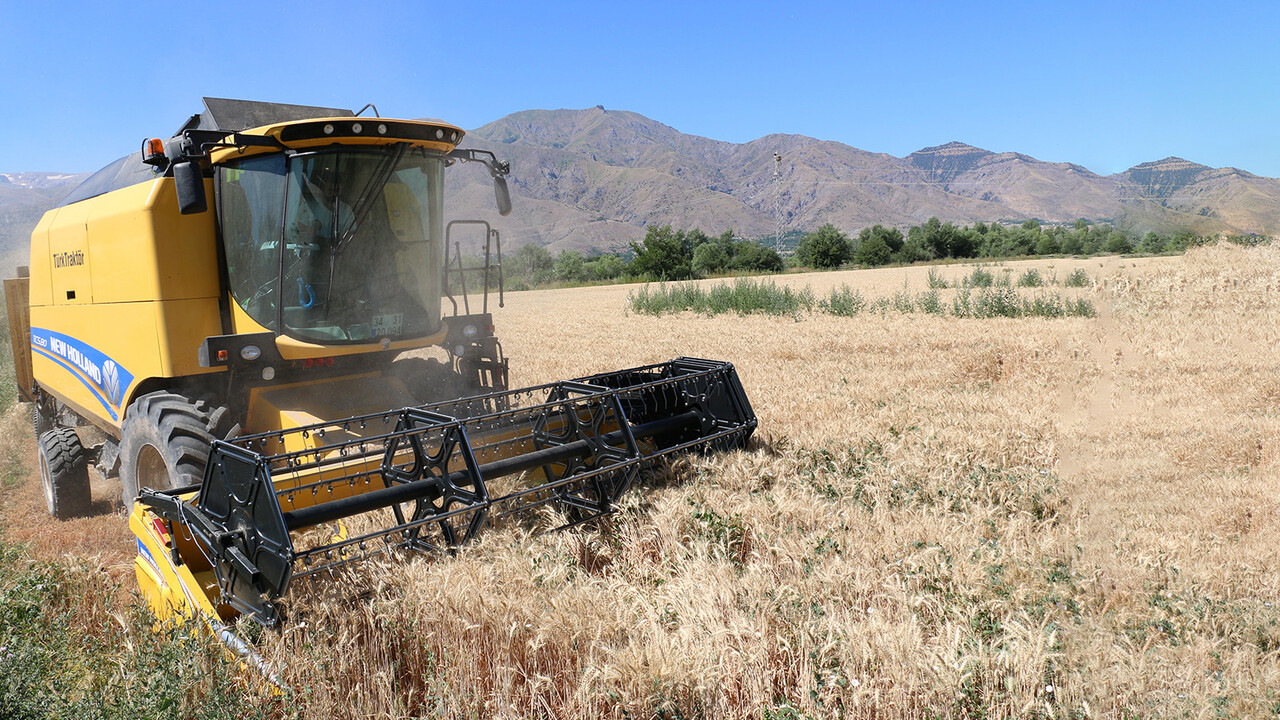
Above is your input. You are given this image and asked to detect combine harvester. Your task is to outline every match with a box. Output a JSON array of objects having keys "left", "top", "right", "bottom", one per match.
[{"left": 4, "top": 99, "right": 756, "bottom": 634}]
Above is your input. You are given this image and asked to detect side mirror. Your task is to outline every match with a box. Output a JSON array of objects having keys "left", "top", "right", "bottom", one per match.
[
  {"left": 173, "top": 161, "right": 207, "bottom": 215},
  {"left": 494, "top": 176, "right": 512, "bottom": 217}
]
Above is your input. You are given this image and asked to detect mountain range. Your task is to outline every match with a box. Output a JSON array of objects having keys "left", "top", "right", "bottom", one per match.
[{"left": 3, "top": 107, "right": 1278, "bottom": 269}]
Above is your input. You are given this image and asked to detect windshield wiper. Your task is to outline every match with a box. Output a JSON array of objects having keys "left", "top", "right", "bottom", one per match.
[{"left": 334, "top": 143, "right": 406, "bottom": 253}]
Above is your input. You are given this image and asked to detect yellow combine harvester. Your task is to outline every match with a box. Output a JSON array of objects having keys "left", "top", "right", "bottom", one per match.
[{"left": 5, "top": 98, "right": 755, "bottom": 631}]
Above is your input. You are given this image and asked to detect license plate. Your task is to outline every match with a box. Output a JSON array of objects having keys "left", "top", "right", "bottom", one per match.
[{"left": 372, "top": 313, "right": 403, "bottom": 337}]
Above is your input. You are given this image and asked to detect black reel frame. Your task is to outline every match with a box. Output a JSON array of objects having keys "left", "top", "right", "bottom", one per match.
[{"left": 139, "top": 357, "right": 756, "bottom": 626}]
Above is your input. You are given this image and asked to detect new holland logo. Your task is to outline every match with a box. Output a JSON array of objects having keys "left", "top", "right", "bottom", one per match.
[
  {"left": 103, "top": 360, "right": 121, "bottom": 406},
  {"left": 29, "top": 328, "right": 135, "bottom": 421}
]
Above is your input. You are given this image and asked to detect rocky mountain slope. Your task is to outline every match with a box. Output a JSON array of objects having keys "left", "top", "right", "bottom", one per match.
[
  {"left": 0, "top": 172, "right": 87, "bottom": 271},
  {"left": 4, "top": 108, "right": 1277, "bottom": 268},
  {"left": 444, "top": 107, "right": 1280, "bottom": 251}
]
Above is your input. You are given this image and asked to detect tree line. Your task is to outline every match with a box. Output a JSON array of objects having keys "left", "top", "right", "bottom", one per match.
[
  {"left": 506, "top": 228, "right": 783, "bottom": 287},
  {"left": 794, "top": 218, "right": 1235, "bottom": 269},
  {"left": 503, "top": 218, "right": 1267, "bottom": 287}
]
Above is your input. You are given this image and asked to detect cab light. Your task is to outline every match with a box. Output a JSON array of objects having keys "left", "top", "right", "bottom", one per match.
[
  {"left": 378, "top": 124, "right": 388, "bottom": 135},
  {"left": 142, "top": 138, "right": 168, "bottom": 167},
  {"left": 240, "top": 345, "right": 261, "bottom": 361},
  {"left": 323, "top": 124, "right": 335, "bottom": 135},
  {"left": 352, "top": 122, "right": 363, "bottom": 134},
  {"left": 262, "top": 366, "right": 276, "bottom": 380}
]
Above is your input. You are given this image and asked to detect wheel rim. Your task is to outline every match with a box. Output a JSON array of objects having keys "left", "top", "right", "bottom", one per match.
[
  {"left": 135, "top": 445, "right": 171, "bottom": 492},
  {"left": 39, "top": 450, "right": 55, "bottom": 513}
]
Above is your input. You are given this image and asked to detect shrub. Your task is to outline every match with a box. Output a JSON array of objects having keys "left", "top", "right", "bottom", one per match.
[
  {"left": 1063, "top": 269, "right": 1090, "bottom": 288},
  {"left": 916, "top": 289, "right": 945, "bottom": 315},
  {"left": 963, "top": 267, "right": 995, "bottom": 288},
  {"left": 629, "top": 279, "right": 814, "bottom": 317},
  {"left": 927, "top": 268, "right": 949, "bottom": 289},
  {"left": 1017, "top": 269, "right": 1044, "bottom": 287},
  {"left": 821, "top": 286, "right": 866, "bottom": 316}
]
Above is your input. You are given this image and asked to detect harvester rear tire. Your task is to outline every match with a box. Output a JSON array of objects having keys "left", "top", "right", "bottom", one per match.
[
  {"left": 119, "top": 392, "right": 235, "bottom": 504},
  {"left": 38, "top": 427, "right": 91, "bottom": 519}
]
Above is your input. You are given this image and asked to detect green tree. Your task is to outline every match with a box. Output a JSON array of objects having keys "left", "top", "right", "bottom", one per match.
[
  {"left": 894, "top": 234, "right": 934, "bottom": 263},
  {"left": 1103, "top": 232, "right": 1134, "bottom": 254},
  {"left": 585, "top": 254, "right": 627, "bottom": 281},
  {"left": 554, "top": 250, "right": 587, "bottom": 282},
  {"left": 731, "top": 241, "right": 784, "bottom": 273},
  {"left": 692, "top": 242, "right": 731, "bottom": 277},
  {"left": 1061, "top": 229, "right": 1085, "bottom": 254},
  {"left": 1138, "top": 232, "right": 1166, "bottom": 253},
  {"left": 853, "top": 235, "right": 892, "bottom": 266},
  {"left": 1034, "top": 233, "right": 1061, "bottom": 255},
  {"left": 512, "top": 243, "right": 554, "bottom": 284},
  {"left": 630, "top": 225, "right": 693, "bottom": 279},
  {"left": 858, "top": 224, "right": 904, "bottom": 254},
  {"left": 795, "top": 224, "right": 852, "bottom": 268},
  {"left": 685, "top": 228, "right": 711, "bottom": 249}
]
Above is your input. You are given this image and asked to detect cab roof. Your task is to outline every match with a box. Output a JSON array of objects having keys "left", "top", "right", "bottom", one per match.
[{"left": 61, "top": 98, "right": 411, "bottom": 208}]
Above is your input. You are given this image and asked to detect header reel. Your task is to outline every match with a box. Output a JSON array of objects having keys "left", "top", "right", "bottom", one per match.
[{"left": 139, "top": 358, "right": 756, "bottom": 626}]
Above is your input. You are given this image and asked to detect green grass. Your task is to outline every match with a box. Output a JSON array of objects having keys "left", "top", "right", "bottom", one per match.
[
  {"left": 630, "top": 280, "right": 1095, "bottom": 320},
  {"left": 952, "top": 287, "right": 1096, "bottom": 318},
  {"left": 0, "top": 539, "right": 281, "bottom": 719},
  {"left": 819, "top": 286, "right": 866, "bottom": 316},
  {"left": 1062, "top": 268, "right": 1091, "bottom": 288},
  {"left": 1017, "top": 269, "right": 1045, "bottom": 287},
  {"left": 0, "top": 286, "right": 15, "bottom": 414},
  {"left": 628, "top": 279, "right": 815, "bottom": 317},
  {"left": 962, "top": 267, "right": 995, "bottom": 288}
]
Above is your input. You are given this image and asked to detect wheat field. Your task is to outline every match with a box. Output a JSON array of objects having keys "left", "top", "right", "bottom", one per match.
[{"left": 3, "top": 246, "right": 1278, "bottom": 718}]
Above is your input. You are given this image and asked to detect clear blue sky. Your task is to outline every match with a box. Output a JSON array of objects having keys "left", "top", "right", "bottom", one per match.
[{"left": 2, "top": 0, "right": 1275, "bottom": 177}]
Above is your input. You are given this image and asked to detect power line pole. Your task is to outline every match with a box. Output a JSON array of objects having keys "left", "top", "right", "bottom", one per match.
[{"left": 772, "top": 152, "right": 783, "bottom": 251}]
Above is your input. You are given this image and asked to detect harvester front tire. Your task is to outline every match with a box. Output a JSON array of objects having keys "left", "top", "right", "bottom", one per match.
[
  {"left": 38, "top": 427, "right": 91, "bottom": 519},
  {"left": 119, "top": 392, "right": 234, "bottom": 504},
  {"left": 32, "top": 398, "right": 56, "bottom": 438},
  {"left": 390, "top": 357, "right": 470, "bottom": 404}
]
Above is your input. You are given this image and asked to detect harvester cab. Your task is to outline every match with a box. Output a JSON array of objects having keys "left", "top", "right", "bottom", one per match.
[{"left": 5, "top": 98, "right": 757, "bottom": 638}]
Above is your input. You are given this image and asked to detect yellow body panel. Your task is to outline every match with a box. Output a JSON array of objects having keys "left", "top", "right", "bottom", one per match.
[
  {"left": 27, "top": 213, "right": 54, "bottom": 306},
  {"left": 87, "top": 178, "right": 221, "bottom": 303},
  {"left": 45, "top": 201, "right": 95, "bottom": 305},
  {"left": 28, "top": 175, "right": 225, "bottom": 429},
  {"left": 228, "top": 300, "right": 448, "bottom": 360},
  {"left": 30, "top": 299, "right": 222, "bottom": 430},
  {"left": 244, "top": 373, "right": 416, "bottom": 438},
  {"left": 208, "top": 116, "right": 464, "bottom": 165},
  {"left": 130, "top": 501, "right": 225, "bottom": 624}
]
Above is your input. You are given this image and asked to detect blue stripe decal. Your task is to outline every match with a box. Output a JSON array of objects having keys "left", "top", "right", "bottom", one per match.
[{"left": 30, "top": 327, "right": 135, "bottom": 421}]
